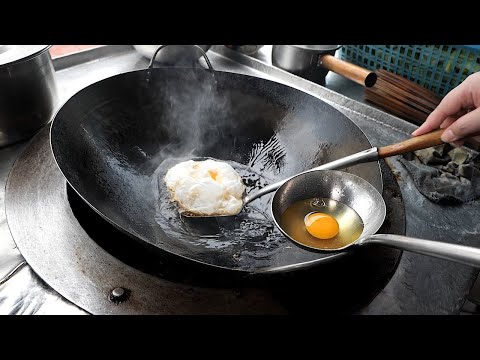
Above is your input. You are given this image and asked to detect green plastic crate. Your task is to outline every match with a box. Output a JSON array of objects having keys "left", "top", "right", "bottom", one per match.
[{"left": 339, "top": 45, "right": 480, "bottom": 97}]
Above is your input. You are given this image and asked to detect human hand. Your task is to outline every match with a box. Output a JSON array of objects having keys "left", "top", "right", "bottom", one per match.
[{"left": 412, "top": 72, "right": 480, "bottom": 146}]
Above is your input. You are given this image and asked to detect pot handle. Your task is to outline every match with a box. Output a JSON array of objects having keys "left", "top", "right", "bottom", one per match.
[
  {"left": 318, "top": 54, "right": 377, "bottom": 87},
  {"left": 148, "top": 45, "right": 214, "bottom": 71}
]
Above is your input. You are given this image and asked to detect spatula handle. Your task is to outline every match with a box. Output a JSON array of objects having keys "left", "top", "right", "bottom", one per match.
[{"left": 377, "top": 129, "right": 445, "bottom": 158}]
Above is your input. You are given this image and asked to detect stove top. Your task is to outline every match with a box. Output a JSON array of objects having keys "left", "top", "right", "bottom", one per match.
[
  {"left": 1, "top": 45, "right": 479, "bottom": 314},
  {"left": 5, "top": 127, "right": 404, "bottom": 314}
]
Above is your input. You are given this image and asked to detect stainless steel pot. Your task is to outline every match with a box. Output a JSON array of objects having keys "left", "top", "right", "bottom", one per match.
[
  {"left": 0, "top": 45, "right": 58, "bottom": 147},
  {"left": 272, "top": 45, "right": 376, "bottom": 87},
  {"left": 272, "top": 45, "right": 340, "bottom": 85}
]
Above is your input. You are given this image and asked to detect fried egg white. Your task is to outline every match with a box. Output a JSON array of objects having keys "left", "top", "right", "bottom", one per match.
[{"left": 164, "top": 159, "right": 246, "bottom": 216}]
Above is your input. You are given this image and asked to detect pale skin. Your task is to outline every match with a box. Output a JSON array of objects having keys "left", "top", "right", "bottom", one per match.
[{"left": 412, "top": 72, "right": 480, "bottom": 146}]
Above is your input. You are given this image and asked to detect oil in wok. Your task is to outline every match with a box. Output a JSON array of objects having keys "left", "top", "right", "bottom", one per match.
[{"left": 280, "top": 197, "right": 364, "bottom": 250}]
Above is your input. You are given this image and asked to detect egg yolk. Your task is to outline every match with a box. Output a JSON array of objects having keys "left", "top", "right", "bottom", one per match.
[
  {"left": 304, "top": 212, "right": 339, "bottom": 239},
  {"left": 208, "top": 170, "right": 218, "bottom": 181}
]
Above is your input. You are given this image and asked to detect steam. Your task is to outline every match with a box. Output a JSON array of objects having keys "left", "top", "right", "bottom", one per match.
[{"left": 148, "top": 69, "right": 233, "bottom": 168}]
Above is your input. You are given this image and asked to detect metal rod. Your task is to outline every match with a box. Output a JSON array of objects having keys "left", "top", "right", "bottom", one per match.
[
  {"left": 361, "top": 234, "right": 480, "bottom": 268},
  {"left": 244, "top": 147, "right": 379, "bottom": 204}
]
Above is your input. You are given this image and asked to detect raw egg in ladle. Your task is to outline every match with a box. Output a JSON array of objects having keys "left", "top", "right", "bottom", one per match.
[{"left": 304, "top": 212, "right": 339, "bottom": 239}]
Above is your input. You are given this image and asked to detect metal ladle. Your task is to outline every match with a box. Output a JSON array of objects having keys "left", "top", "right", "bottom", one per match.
[
  {"left": 271, "top": 169, "right": 480, "bottom": 268},
  {"left": 185, "top": 128, "right": 445, "bottom": 217}
]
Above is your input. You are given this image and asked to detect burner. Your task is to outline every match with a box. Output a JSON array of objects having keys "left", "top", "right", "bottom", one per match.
[{"left": 6, "top": 128, "right": 405, "bottom": 314}]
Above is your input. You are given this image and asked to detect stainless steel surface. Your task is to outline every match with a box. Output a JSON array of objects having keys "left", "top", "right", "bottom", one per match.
[
  {"left": 0, "top": 138, "right": 84, "bottom": 315},
  {"left": 271, "top": 45, "right": 341, "bottom": 85},
  {"left": 294, "top": 45, "right": 343, "bottom": 51},
  {"left": 0, "top": 261, "right": 26, "bottom": 286},
  {"left": 0, "top": 45, "right": 49, "bottom": 66},
  {"left": 225, "top": 45, "right": 264, "bottom": 55},
  {"left": 133, "top": 45, "right": 211, "bottom": 64},
  {"left": 245, "top": 147, "right": 380, "bottom": 205},
  {"left": 0, "top": 45, "right": 58, "bottom": 146},
  {"left": 361, "top": 234, "right": 480, "bottom": 268},
  {"left": 0, "top": 45, "right": 479, "bottom": 314}
]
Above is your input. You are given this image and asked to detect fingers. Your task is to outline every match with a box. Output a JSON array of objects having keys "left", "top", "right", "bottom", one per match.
[
  {"left": 472, "top": 135, "right": 480, "bottom": 143},
  {"left": 412, "top": 79, "right": 475, "bottom": 136},
  {"left": 411, "top": 108, "right": 447, "bottom": 136},
  {"left": 441, "top": 107, "right": 480, "bottom": 142},
  {"left": 451, "top": 140, "right": 465, "bottom": 147},
  {"left": 439, "top": 116, "right": 458, "bottom": 129}
]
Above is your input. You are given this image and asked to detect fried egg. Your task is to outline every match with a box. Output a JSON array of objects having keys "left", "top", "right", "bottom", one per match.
[{"left": 164, "top": 159, "right": 246, "bottom": 216}]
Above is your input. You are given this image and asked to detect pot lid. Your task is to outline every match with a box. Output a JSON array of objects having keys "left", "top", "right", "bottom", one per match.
[
  {"left": 0, "top": 45, "right": 50, "bottom": 67},
  {"left": 293, "top": 45, "right": 342, "bottom": 51}
]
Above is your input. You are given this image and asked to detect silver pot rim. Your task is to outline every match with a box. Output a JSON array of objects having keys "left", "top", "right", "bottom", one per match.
[
  {"left": 0, "top": 45, "right": 52, "bottom": 67},
  {"left": 288, "top": 45, "right": 342, "bottom": 52}
]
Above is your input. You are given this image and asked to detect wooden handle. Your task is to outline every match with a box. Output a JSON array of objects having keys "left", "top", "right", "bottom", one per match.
[
  {"left": 377, "top": 129, "right": 445, "bottom": 158},
  {"left": 319, "top": 54, "right": 377, "bottom": 87}
]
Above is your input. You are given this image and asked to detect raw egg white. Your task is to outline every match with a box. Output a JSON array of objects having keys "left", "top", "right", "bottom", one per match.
[
  {"left": 164, "top": 159, "right": 246, "bottom": 216},
  {"left": 280, "top": 197, "right": 364, "bottom": 250}
]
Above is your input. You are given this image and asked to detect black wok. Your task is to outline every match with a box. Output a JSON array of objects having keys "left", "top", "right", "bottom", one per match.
[{"left": 50, "top": 48, "right": 383, "bottom": 273}]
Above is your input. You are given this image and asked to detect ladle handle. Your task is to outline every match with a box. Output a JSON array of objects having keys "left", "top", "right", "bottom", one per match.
[
  {"left": 244, "top": 129, "right": 444, "bottom": 205},
  {"left": 361, "top": 234, "right": 480, "bottom": 268},
  {"left": 377, "top": 129, "right": 445, "bottom": 158},
  {"left": 319, "top": 54, "right": 377, "bottom": 88},
  {"left": 243, "top": 147, "right": 380, "bottom": 204}
]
